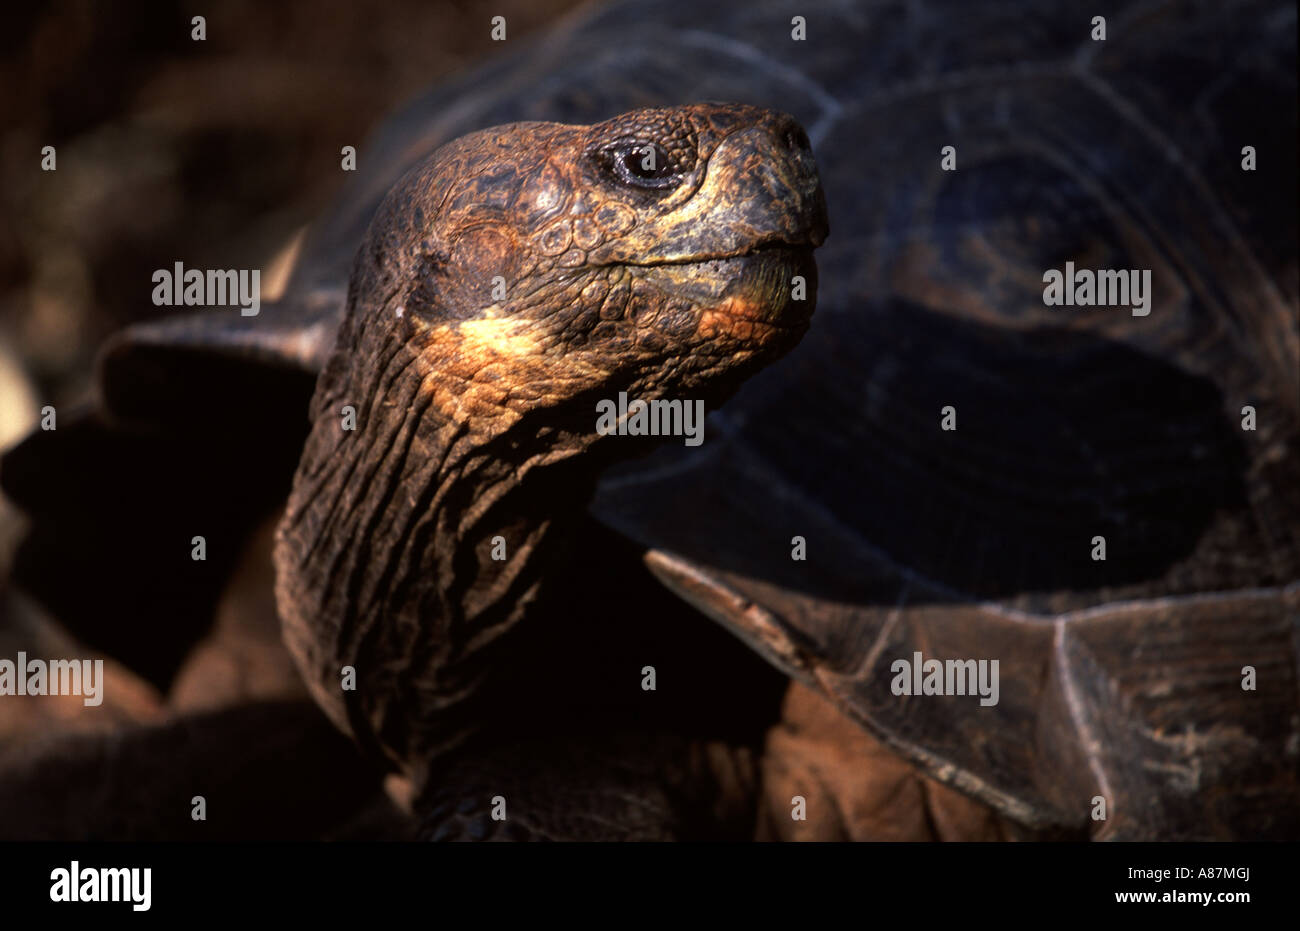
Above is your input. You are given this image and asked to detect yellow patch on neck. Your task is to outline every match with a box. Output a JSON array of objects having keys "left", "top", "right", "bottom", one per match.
[
  {"left": 416, "top": 313, "right": 611, "bottom": 416},
  {"left": 451, "top": 316, "right": 542, "bottom": 358}
]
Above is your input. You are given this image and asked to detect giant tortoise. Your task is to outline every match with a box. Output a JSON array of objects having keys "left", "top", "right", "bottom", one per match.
[{"left": 1, "top": 0, "right": 1296, "bottom": 841}]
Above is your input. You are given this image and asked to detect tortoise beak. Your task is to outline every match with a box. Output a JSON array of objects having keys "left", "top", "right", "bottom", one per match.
[
  {"left": 610, "top": 112, "right": 829, "bottom": 264},
  {"left": 726, "top": 112, "right": 829, "bottom": 249},
  {"left": 689, "top": 114, "right": 828, "bottom": 252}
]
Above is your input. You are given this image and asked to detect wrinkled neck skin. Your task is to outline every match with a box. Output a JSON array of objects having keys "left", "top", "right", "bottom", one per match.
[
  {"left": 274, "top": 295, "right": 622, "bottom": 775},
  {"left": 272, "top": 105, "right": 824, "bottom": 781}
]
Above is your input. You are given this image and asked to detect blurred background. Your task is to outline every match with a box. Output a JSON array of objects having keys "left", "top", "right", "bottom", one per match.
[{"left": 0, "top": 0, "right": 582, "bottom": 447}]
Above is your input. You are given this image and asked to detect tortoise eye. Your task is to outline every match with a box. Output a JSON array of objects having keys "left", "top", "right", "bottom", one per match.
[{"left": 602, "top": 142, "right": 682, "bottom": 190}]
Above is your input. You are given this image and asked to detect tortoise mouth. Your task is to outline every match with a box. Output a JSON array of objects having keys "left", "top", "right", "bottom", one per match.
[
  {"left": 617, "top": 237, "right": 818, "bottom": 269},
  {"left": 683, "top": 244, "right": 818, "bottom": 332},
  {"left": 612, "top": 240, "right": 818, "bottom": 338}
]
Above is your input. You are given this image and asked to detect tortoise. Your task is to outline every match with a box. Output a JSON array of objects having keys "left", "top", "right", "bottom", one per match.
[{"left": 1, "top": 0, "right": 1297, "bottom": 841}]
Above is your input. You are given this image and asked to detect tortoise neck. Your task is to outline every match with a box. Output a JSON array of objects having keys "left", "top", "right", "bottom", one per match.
[{"left": 273, "top": 317, "right": 606, "bottom": 771}]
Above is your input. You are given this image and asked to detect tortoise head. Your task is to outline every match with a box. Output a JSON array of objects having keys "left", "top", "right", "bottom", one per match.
[
  {"left": 345, "top": 103, "right": 828, "bottom": 415},
  {"left": 277, "top": 104, "right": 826, "bottom": 769}
]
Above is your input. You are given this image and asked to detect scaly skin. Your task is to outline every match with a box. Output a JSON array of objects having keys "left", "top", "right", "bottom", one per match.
[{"left": 273, "top": 104, "right": 827, "bottom": 781}]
